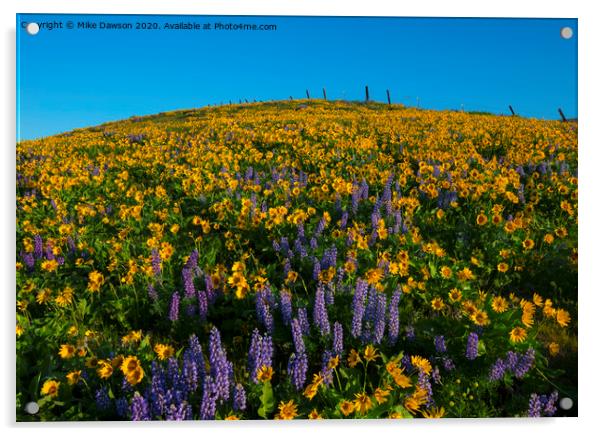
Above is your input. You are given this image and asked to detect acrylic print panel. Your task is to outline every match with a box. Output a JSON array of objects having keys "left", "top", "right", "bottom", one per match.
[{"left": 16, "top": 14, "right": 577, "bottom": 421}]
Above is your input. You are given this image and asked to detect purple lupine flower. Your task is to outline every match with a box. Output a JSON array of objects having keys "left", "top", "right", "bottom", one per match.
[
  {"left": 297, "top": 222, "right": 306, "bottom": 240},
  {"left": 333, "top": 321, "right": 344, "bottom": 355},
  {"left": 442, "top": 357, "right": 455, "bottom": 372},
  {"left": 543, "top": 391, "right": 559, "bottom": 416},
  {"left": 418, "top": 370, "right": 434, "bottom": 407},
  {"left": 336, "top": 267, "right": 346, "bottom": 289},
  {"left": 514, "top": 348, "right": 535, "bottom": 378},
  {"left": 431, "top": 366, "right": 442, "bottom": 385},
  {"left": 182, "top": 267, "right": 195, "bottom": 300},
  {"left": 371, "top": 211, "right": 381, "bottom": 230},
  {"left": 197, "top": 289, "right": 208, "bottom": 320},
  {"left": 248, "top": 329, "right": 262, "bottom": 383},
  {"left": 233, "top": 384, "right": 247, "bottom": 411},
  {"left": 320, "top": 351, "right": 335, "bottom": 386},
  {"left": 387, "top": 289, "right": 401, "bottom": 345},
  {"left": 528, "top": 393, "right": 542, "bottom": 417},
  {"left": 434, "top": 335, "right": 447, "bottom": 354},
  {"left": 149, "top": 361, "right": 167, "bottom": 417},
  {"left": 248, "top": 329, "right": 273, "bottom": 382},
  {"left": 291, "top": 318, "right": 305, "bottom": 354},
  {"left": 401, "top": 354, "right": 412, "bottom": 372},
  {"left": 22, "top": 252, "right": 35, "bottom": 270},
  {"left": 272, "top": 240, "right": 281, "bottom": 253},
  {"left": 405, "top": 325, "right": 416, "bottom": 341},
  {"left": 202, "top": 273, "right": 214, "bottom": 305},
  {"left": 279, "top": 237, "right": 290, "bottom": 255},
  {"left": 287, "top": 352, "right": 308, "bottom": 390},
  {"left": 315, "top": 218, "right": 326, "bottom": 237},
  {"left": 505, "top": 351, "right": 519, "bottom": 372},
  {"left": 255, "top": 287, "right": 274, "bottom": 334},
  {"left": 325, "top": 284, "right": 335, "bottom": 306},
  {"left": 363, "top": 286, "right": 377, "bottom": 332},
  {"left": 169, "top": 292, "right": 180, "bottom": 322},
  {"left": 321, "top": 245, "right": 337, "bottom": 270},
  {"left": 280, "top": 289, "right": 293, "bottom": 327},
  {"left": 34, "top": 235, "right": 43, "bottom": 259},
  {"left": 166, "top": 402, "right": 190, "bottom": 421},
  {"left": 312, "top": 257, "right": 321, "bottom": 279},
  {"left": 295, "top": 239, "right": 308, "bottom": 258},
  {"left": 131, "top": 392, "right": 151, "bottom": 421},
  {"left": 167, "top": 358, "right": 183, "bottom": 394},
  {"left": 67, "top": 236, "right": 76, "bottom": 254},
  {"left": 313, "top": 284, "right": 330, "bottom": 336},
  {"left": 351, "top": 187, "right": 360, "bottom": 214},
  {"left": 393, "top": 210, "right": 402, "bottom": 234},
  {"left": 147, "top": 284, "right": 158, "bottom": 302},
  {"left": 351, "top": 279, "right": 368, "bottom": 338},
  {"left": 200, "top": 376, "right": 217, "bottom": 420},
  {"left": 95, "top": 386, "right": 111, "bottom": 411},
  {"left": 120, "top": 376, "right": 134, "bottom": 395},
  {"left": 44, "top": 243, "right": 55, "bottom": 260},
  {"left": 489, "top": 358, "right": 506, "bottom": 381},
  {"left": 208, "top": 327, "right": 233, "bottom": 403},
  {"left": 187, "top": 334, "right": 206, "bottom": 383},
  {"left": 116, "top": 397, "right": 129, "bottom": 418},
  {"left": 340, "top": 211, "right": 349, "bottom": 229},
  {"left": 376, "top": 292, "right": 388, "bottom": 339},
  {"left": 151, "top": 249, "right": 162, "bottom": 277},
  {"left": 346, "top": 232, "right": 354, "bottom": 247},
  {"left": 182, "top": 349, "right": 200, "bottom": 393},
  {"left": 466, "top": 332, "right": 479, "bottom": 360},
  {"left": 185, "top": 304, "right": 196, "bottom": 317},
  {"left": 297, "top": 307, "right": 310, "bottom": 336}
]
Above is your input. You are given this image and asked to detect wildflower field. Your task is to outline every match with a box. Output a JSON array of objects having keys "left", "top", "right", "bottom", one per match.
[{"left": 16, "top": 100, "right": 578, "bottom": 420}]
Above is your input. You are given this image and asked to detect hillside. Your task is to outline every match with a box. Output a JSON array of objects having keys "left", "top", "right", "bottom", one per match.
[{"left": 16, "top": 100, "right": 578, "bottom": 420}]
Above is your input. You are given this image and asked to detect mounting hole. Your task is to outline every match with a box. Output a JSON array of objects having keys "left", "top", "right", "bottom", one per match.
[
  {"left": 24, "top": 401, "right": 40, "bottom": 414},
  {"left": 26, "top": 22, "right": 40, "bottom": 35},
  {"left": 560, "top": 27, "right": 573, "bottom": 40},
  {"left": 559, "top": 397, "right": 573, "bottom": 410}
]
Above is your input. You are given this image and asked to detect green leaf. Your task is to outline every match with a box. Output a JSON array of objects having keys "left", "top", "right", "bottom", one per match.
[
  {"left": 478, "top": 340, "right": 487, "bottom": 356},
  {"left": 257, "top": 381, "right": 274, "bottom": 419}
]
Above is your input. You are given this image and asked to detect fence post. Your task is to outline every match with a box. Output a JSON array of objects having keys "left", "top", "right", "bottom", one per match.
[
  {"left": 323, "top": 88, "right": 327, "bottom": 100},
  {"left": 558, "top": 107, "right": 567, "bottom": 122},
  {"left": 365, "top": 85, "right": 370, "bottom": 103},
  {"left": 306, "top": 89, "right": 311, "bottom": 99},
  {"left": 509, "top": 105, "right": 516, "bottom": 116},
  {"left": 386, "top": 89, "right": 391, "bottom": 106}
]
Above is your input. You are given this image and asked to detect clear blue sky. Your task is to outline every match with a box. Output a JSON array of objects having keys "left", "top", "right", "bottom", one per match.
[{"left": 17, "top": 14, "right": 577, "bottom": 140}]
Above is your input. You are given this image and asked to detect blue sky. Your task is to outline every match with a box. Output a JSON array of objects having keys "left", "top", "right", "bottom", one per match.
[{"left": 17, "top": 15, "right": 577, "bottom": 140}]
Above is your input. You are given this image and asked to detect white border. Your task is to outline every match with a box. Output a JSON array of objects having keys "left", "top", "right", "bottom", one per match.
[{"left": 2, "top": 1, "right": 600, "bottom": 436}]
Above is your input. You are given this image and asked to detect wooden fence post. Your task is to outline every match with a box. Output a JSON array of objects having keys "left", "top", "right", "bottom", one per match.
[
  {"left": 558, "top": 107, "right": 567, "bottom": 122},
  {"left": 509, "top": 105, "right": 516, "bottom": 116},
  {"left": 306, "top": 89, "right": 311, "bottom": 99},
  {"left": 323, "top": 88, "right": 327, "bottom": 100},
  {"left": 365, "top": 85, "right": 370, "bottom": 103},
  {"left": 386, "top": 89, "right": 391, "bottom": 106}
]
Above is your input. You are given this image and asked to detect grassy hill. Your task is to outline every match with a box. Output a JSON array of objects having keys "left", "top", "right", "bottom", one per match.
[{"left": 16, "top": 100, "right": 577, "bottom": 420}]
